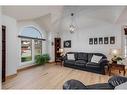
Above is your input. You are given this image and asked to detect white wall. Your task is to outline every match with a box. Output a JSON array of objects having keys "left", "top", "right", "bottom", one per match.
[
  {"left": 2, "top": 15, "right": 18, "bottom": 76},
  {"left": 1, "top": 16, "right": 48, "bottom": 75},
  {"left": 47, "top": 31, "right": 58, "bottom": 62},
  {"left": 60, "top": 14, "right": 122, "bottom": 59},
  {"left": 17, "top": 20, "right": 48, "bottom": 68},
  {"left": 0, "top": 6, "right": 2, "bottom": 89}
]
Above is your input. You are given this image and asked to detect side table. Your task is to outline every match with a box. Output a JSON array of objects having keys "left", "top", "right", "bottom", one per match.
[
  {"left": 55, "top": 56, "right": 63, "bottom": 66},
  {"left": 108, "top": 63, "right": 126, "bottom": 76}
]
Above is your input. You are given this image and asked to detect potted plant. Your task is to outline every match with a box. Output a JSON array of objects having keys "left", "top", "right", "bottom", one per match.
[
  {"left": 42, "top": 54, "right": 50, "bottom": 63},
  {"left": 35, "top": 54, "right": 50, "bottom": 65},
  {"left": 111, "top": 56, "right": 123, "bottom": 64}
]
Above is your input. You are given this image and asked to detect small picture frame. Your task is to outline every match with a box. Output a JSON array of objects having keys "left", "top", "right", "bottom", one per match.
[
  {"left": 64, "top": 40, "right": 71, "bottom": 48},
  {"left": 99, "top": 38, "right": 103, "bottom": 44},
  {"left": 110, "top": 36, "right": 115, "bottom": 44},
  {"left": 104, "top": 37, "right": 108, "bottom": 44},
  {"left": 94, "top": 38, "right": 98, "bottom": 44},
  {"left": 89, "top": 38, "right": 93, "bottom": 45}
]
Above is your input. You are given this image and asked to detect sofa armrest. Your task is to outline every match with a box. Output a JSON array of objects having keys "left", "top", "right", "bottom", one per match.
[
  {"left": 63, "top": 79, "right": 87, "bottom": 89},
  {"left": 99, "top": 59, "right": 109, "bottom": 65},
  {"left": 63, "top": 56, "right": 67, "bottom": 61},
  {"left": 108, "top": 76, "right": 127, "bottom": 87}
]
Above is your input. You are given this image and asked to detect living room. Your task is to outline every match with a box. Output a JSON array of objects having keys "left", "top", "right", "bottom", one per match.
[{"left": 1, "top": 1, "right": 127, "bottom": 93}]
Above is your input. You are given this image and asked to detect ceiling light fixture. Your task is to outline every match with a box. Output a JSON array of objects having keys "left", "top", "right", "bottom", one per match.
[{"left": 69, "top": 13, "right": 76, "bottom": 34}]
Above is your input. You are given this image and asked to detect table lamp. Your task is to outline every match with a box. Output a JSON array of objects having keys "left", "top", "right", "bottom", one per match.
[
  {"left": 111, "top": 49, "right": 119, "bottom": 56},
  {"left": 111, "top": 49, "right": 121, "bottom": 63},
  {"left": 59, "top": 48, "right": 64, "bottom": 56}
]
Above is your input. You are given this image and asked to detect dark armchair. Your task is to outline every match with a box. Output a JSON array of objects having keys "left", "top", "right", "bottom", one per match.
[{"left": 63, "top": 76, "right": 127, "bottom": 90}]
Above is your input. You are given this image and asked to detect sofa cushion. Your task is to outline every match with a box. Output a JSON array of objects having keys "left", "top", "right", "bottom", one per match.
[
  {"left": 88, "top": 54, "right": 93, "bottom": 62},
  {"left": 86, "top": 62, "right": 100, "bottom": 68},
  {"left": 75, "top": 60, "right": 87, "bottom": 67},
  {"left": 77, "top": 53, "right": 88, "bottom": 61},
  {"left": 91, "top": 55, "right": 102, "bottom": 63},
  {"left": 64, "top": 60, "right": 75, "bottom": 65},
  {"left": 88, "top": 53, "right": 107, "bottom": 62},
  {"left": 67, "top": 54, "right": 75, "bottom": 60}
]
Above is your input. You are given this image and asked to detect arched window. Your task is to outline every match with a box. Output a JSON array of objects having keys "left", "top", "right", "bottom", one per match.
[
  {"left": 21, "top": 26, "right": 42, "bottom": 38},
  {"left": 20, "top": 26, "right": 43, "bottom": 63}
]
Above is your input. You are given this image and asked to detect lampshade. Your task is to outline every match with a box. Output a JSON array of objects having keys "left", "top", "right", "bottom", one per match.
[
  {"left": 59, "top": 48, "right": 64, "bottom": 53},
  {"left": 111, "top": 49, "right": 120, "bottom": 56}
]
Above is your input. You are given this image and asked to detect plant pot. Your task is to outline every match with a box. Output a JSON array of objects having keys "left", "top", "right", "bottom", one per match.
[{"left": 113, "top": 61, "right": 117, "bottom": 64}]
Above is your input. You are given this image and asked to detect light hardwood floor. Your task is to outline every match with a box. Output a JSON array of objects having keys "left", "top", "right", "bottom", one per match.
[{"left": 2, "top": 63, "right": 126, "bottom": 89}]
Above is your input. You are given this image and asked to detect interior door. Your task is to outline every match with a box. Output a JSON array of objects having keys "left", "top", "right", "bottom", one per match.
[{"left": 2, "top": 25, "right": 6, "bottom": 82}]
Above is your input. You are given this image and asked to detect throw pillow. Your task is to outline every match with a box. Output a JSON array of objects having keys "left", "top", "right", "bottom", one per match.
[
  {"left": 91, "top": 55, "right": 102, "bottom": 63},
  {"left": 67, "top": 54, "right": 75, "bottom": 60},
  {"left": 115, "top": 82, "right": 127, "bottom": 89}
]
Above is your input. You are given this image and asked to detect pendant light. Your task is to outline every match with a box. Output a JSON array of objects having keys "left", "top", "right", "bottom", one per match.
[{"left": 70, "top": 13, "right": 75, "bottom": 34}]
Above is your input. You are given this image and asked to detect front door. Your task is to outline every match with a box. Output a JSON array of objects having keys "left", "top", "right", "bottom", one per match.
[{"left": 2, "top": 25, "right": 6, "bottom": 82}]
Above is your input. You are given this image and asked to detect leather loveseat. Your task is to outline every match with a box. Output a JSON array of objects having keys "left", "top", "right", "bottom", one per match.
[{"left": 63, "top": 52, "right": 108, "bottom": 74}]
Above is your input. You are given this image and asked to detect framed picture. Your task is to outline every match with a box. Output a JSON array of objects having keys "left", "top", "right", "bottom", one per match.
[
  {"left": 99, "top": 37, "right": 103, "bottom": 44},
  {"left": 94, "top": 38, "right": 98, "bottom": 44},
  {"left": 89, "top": 38, "right": 93, "bottom": 45},
  {"left": 64, "top": 40, "right": 71, "bottom": 48},
  {"left": 110, "top": 36, "right": 115, "bottom": 44},
  {"left": 104, "top": 37, "right": 108, "bottom": 44}
]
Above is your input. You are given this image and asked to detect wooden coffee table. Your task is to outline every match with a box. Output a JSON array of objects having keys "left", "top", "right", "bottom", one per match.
[{"left": 108, "top": 63, "right": 126, "bottom": 76}]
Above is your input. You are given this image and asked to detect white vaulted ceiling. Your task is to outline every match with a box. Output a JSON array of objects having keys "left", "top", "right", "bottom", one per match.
[
  {"left": 2, "top": 6, "right": 127, "bottom": 31},
  {"left": 2, "top": 6, "right": 63, "bottom": 21},
  {"left": 2, "top": 6, "right": 127, "bottom": 23}
]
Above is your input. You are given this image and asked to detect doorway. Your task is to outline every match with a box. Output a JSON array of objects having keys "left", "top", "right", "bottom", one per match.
[{"left": 2, "top": 25, "right": 6, "bottom": 82}]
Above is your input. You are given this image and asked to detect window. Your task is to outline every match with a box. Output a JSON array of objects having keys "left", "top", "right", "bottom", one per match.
[
  {"left": 21, "top": 27, "right": 42, "bottom": 38},
  {"left": 20, "top": 26, "right": 43, "bottom": 63},
  {"left": 34, "top": 40, "right": 42, "bottom": 56},
  {"left": 21, "top": 39, "right": 32, "bottom": 62},
  {"left": 124, "top": 37, "right": 127, "bottom": 57}
]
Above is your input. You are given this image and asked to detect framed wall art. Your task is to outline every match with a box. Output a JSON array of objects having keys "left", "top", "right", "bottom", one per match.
[
  {"left": 89, "top": 38, "right": 93, "bottom": 45},
  {"left": 110, "top": 36, "right": 115, "bottom": 44},
  {"left": 64, "top": 40, "right": 71, "bottom": 48},
  {"left": 104, "top": 37, "right": 108, "bottom": 44},
  {"left": 94, "top": 38, "right": 98, "bottom": 44},
  {"left": 99, "top": 37, "right": 103, "bottom": 44}
]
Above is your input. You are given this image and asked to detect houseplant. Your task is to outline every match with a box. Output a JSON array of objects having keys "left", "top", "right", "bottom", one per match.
[
  {"left": 35, "top": 54, "right": 50, "bottom": 65},
  {"left": 111, "top": 56, "right": 123, "bottom": 64},
  {"left": 42, "top": 54, "right": 50, "bottom": 63}
]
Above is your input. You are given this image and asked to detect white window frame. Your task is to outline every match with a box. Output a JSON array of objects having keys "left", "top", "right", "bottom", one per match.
[{"left": 19, "top": 26, "right": 43, "bottom": 66}]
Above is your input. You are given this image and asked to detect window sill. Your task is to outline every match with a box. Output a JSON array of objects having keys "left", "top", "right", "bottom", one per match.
[{"left": 18, "top": 61, "right": 35, "bottom": 69}]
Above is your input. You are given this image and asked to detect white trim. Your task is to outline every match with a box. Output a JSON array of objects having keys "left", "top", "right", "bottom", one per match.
[
  {"left": 20, "top": 25, "right": 43, "bottom": 38},
  {"left": 19, "top": 25, "right": 44, "bottom": 38},
  {"left": 19, "top": 61, "right": 34, "bottom": 66}
]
